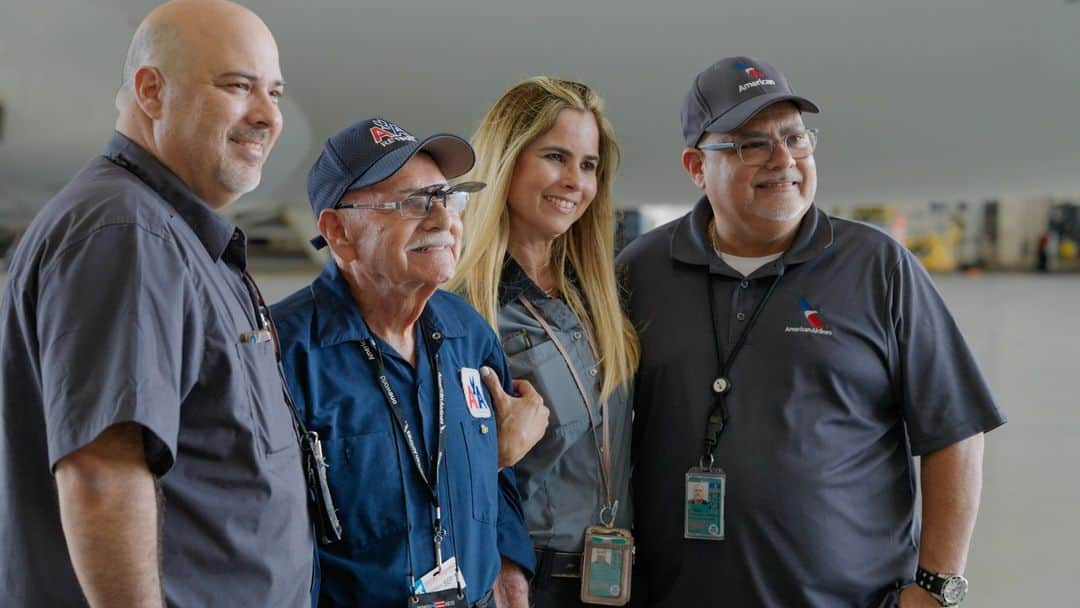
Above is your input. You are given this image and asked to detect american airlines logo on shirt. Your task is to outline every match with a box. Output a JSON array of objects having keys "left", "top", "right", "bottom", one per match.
[{"left": 784, "top": 297, "right": 833, "bottom": 336}]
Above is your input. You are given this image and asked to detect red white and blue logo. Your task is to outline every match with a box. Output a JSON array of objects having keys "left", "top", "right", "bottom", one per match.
[
  {"left": 797, "top": 297, "right": 827, "bottom": 330},
  {"left": 460, "top": 368, "right": 492, "bottom": 418},
  {"left": 369, "top": 119, "right": 417, "bottom": 147},
  {"left": 734, "top": 62, "right": 776, "bottom": 93},
  {"left": 735, "top": 62, "right": 766, "bottom": 79}
]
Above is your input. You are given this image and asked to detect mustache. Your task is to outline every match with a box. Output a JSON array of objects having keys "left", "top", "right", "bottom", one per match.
[
  {"left": 754, "top": 172, "right": 802, "bottom": 186},
  {"left": 405, "top": 233, "right": 456, "bottom": 251},
  {"left": 227, "top": 127, "right": 270, "bottom": 144}
]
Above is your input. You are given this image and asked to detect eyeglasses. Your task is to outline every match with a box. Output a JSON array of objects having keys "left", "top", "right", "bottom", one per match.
[
  {"left": 335, "top": 181, "right": 486, "bottom": 218},
  {"left": 697, "top": 128, "right": 819, "bottom": 167}
]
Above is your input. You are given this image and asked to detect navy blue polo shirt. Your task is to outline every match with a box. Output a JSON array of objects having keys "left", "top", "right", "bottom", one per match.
[{"left": 271, "top": 260, "right": 535, "bottom": 608}]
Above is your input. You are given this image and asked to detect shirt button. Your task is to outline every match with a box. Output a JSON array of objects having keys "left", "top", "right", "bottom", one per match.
[
  {"left": 431, "top": 331, "right": 442, "bottom": 340},
  {"left": 480, "top": 423, "right": 490, "bottom": 434},
  {"left": 572, "top": 331, "right": 583, "bottom": 340},
  {"left": 712, "top": 377, "right": 731, "bottom": 394},
  {"left": 589, "top": 368, "right": 598, "bottom": 377},
  {"left": 740, "top": 280, "right": 749, "bottom": 289},
  {"left": 736, "top": 312, "right": 746, "bottom": 321}
]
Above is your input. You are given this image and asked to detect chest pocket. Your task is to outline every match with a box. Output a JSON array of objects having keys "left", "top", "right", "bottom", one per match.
[
  {"left": 234, "top": 341, "right": 297, "bottom": 455},
  {"left": 505, "top": 338, "right": 590, "bottom": 435},
  {"left": 325, "top": 431, "right": 407, "bottom": 553},
  {"left": 459, "top": 420, "right": 498, "bottom": 524}
]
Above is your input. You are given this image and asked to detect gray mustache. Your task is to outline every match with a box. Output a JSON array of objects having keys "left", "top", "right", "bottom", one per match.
[
  {"left": 755, "top": 173, "right": 801, "bottom": 185},
  {"left": 406, "top": 233, "right": 456, "bottom": 251},
  {"left": 228, "top": 127, "right": 270, "bottom": 144}
]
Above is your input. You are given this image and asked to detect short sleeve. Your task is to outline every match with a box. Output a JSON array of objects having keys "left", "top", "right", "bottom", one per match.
[
  {"left": 39, "top": 223, "right": 200, "bottom": 475},
  {"left": 890, "top": 250, "right": 1005, "bottom": 455}
]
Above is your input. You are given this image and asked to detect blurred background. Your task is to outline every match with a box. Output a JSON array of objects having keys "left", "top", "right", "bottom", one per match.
[{"left": 2, "top": 0, "right": 1077, "bottom": 605}]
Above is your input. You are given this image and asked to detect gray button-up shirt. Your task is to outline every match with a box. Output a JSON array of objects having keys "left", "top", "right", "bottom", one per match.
[
  {"left": 0, "top": 132, "right": 313, "bottom": 607},
  {"left": 497, "top": 259, "right": 633, "bottom": 552}
]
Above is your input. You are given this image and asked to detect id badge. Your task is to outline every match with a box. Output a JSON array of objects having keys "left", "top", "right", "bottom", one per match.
[
  {"left": 580, "top": 525, "right": 634, "bottom": 606},
  {"left": 684, "top": 467, "right": 725, "bottom": 540},
  {"left": 411, "top": 588, "right": 463, "bottom": 608},
  {"left": 411, "top": 557, "right": 466, "bottom": 608}
]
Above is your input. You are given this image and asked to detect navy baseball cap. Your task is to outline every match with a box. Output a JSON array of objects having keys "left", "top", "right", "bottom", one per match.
[
  {"left": 681, "top": 56, "right": 819, "bottom": 147},
  {"left": 306, "top": 117, "right": 475, "bottom": 249}
]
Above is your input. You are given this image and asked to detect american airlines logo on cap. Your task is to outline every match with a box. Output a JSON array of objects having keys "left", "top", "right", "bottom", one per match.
[
  {"left": 369, "top": 119, "right": 417, "bottom": 147},
  {"left": 735, "top": 62, "right": 776, "bottom": 94}
]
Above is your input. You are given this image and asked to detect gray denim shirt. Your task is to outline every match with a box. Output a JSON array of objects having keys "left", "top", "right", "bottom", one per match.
[{"left": 497, "top": 259, "right": 633, "bottom": 552}]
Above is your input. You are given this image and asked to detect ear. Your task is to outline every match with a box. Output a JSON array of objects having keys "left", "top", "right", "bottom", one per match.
[
  {"left": 132, "top": 66, "right": 166, "bottom": 120},
  {"left": 681, "top": 147, "right": 706, "bottom": 190},
  {"left": 318, "top": 209, "right": 353, "bottom": 261}
]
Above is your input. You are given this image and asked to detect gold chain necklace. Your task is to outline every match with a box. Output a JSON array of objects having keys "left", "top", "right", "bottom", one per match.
[{"left": 706, "top": 217, "right": 722, "bottom": 254}]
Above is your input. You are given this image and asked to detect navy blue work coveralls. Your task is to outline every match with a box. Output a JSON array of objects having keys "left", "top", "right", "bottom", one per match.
[{"left": 271, "top": 260, "right": 535, "bottom": 607}]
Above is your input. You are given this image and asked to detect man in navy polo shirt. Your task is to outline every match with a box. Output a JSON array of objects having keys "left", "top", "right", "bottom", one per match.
[
  {"left": 272, "top": 118, "right": 542, "bottom": 608},
  {"left": 618, "top": 57, "right": 1005, "bottom": 607}
]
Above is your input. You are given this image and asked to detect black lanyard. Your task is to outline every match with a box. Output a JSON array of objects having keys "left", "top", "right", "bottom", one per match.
[
  {"left": 241, "top": 270, "right": 342, "bottom": 543},
  {"left": 701, "top": 267, "right": 784, "bottom": 467},
  {"left": 357, "top": 331, "right": 452, "bottom": 569}
]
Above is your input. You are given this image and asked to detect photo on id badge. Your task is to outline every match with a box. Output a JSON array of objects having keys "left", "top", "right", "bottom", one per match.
[
  {"left": 684, "top": 470, "right": 725, "bottom": 540},
  {"left": 586, "top": 545, "right": 623, "bottom": 599}
]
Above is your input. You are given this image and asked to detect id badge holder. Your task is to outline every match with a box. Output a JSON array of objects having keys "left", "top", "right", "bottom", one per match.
[
  {"left": 684, "top": 466, "right": 726, "bottom": 540},
  {"left": 580, "top": 525, "right": 634, "bottom": 606},
  {"left": 411, "top": 588, "right": 464, "bottom": 608},
  {"left": 410, "top": 556, "right": 466, "bottom": 608}
]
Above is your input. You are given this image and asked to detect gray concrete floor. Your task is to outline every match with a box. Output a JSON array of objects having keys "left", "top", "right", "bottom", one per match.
[{"left": 2, "top": 270, "right": 1076, "bottom": 605}]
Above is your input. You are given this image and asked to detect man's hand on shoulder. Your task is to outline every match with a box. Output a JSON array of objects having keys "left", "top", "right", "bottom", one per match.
[{"left": 481, "top": 366, "right": 549, "bottom": 468}]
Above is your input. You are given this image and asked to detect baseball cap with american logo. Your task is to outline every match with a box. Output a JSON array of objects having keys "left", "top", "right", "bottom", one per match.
[
  {"left": 306, "top": 117, "right": 475, "bottom": 249},
  {"left": 680, "top": 56, "right": 820, "bottom": 147}
]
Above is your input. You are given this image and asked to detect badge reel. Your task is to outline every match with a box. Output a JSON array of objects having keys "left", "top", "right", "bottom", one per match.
[
  {"left": 581, "top": 504, "right": 634, "bottom": 606},
  {"left": 684, "top": 453, "right": 726, "bottom": 541}
]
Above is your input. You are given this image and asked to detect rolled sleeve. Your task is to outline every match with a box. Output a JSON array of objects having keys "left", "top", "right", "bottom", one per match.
[{"left": 39, "top": 223, "right": 199, "bottom": 476}]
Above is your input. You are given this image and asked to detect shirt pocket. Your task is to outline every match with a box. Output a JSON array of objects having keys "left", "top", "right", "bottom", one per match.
[
  {"left": 324, "top": 431, "right": 407, "bottom": 553},
  {"left": 459, "top": 420, "right": 498, "bottom": 524},
  {"left": 505, "top": 339, "right": 590, "bottom": 432},
  {"left": 234, "top": 341, "right": 297, "bottom": 455}
]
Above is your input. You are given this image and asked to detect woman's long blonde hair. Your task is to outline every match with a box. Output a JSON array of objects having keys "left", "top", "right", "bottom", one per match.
[{"left": 448, "top": 76, "right": 639, "bottom": 400}]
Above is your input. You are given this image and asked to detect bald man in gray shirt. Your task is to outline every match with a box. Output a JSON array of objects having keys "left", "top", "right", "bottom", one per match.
[{"left": 0, "top": 2, "right": 313, "bottom": 606}]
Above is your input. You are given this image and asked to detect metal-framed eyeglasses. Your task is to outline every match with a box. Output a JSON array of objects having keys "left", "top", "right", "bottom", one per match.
[
  {"left": 335, "top": 181, "right": 486, "bottom": 218},
  {"left": 697, "top": 128, "right": 819, "bottom": 167}
]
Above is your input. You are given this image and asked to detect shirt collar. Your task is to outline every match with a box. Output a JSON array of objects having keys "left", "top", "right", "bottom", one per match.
[
  {"left": 103, "top": 131, "right": 240, "bottom": 264},
  {"left": 311, "top": 260, "right": 465, "bottom": 349},
  {"left": 498, "top": 256, "right": 549, "bottom": 307},
  {"left": 670, "top": 195, "right": 833, "bottom": 276}
]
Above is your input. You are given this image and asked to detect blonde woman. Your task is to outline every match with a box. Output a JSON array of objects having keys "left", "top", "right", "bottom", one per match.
[{"left": 449, "top": 78, "right": 639, "bottom": 607}]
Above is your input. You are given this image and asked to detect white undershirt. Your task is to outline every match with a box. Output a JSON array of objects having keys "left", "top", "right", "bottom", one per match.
[{"left": 719, "top": 251, "right": 783, "bottom": 277}]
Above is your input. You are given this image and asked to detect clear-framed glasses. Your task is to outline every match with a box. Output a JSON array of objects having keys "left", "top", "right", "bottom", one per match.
[
  {"left": 697, "top": 128, "right": 819, "bottom": 167},
  {"left": 335, "top": 181, "right": 486, "bottom": 218}
]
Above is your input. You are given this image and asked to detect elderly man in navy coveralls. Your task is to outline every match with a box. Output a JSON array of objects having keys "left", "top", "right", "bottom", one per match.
[{"left": 272, "top": 118, "right": 542, "bottom": 608}]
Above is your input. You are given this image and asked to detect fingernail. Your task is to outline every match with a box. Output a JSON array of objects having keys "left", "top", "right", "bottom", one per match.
[{"left": 480, "top": 366, "right": 492, "bottom": 377}]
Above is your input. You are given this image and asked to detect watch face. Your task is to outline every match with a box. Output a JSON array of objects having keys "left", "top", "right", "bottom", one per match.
[{"left": 941, "top": 576, "right": 969, "bottom": 604}]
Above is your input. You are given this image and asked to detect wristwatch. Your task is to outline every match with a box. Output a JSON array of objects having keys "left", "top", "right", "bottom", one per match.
[{"left": 915, "top": 566, "right": 968, "bottom": 606}]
